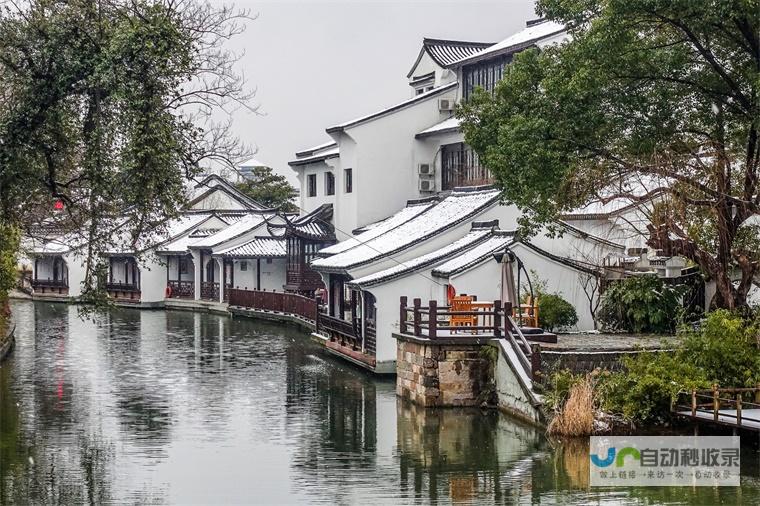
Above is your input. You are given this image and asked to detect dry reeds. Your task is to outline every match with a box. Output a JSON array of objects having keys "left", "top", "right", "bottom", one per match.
[{"left": 547, "top": 375, "right": 595, "bottom": 436}]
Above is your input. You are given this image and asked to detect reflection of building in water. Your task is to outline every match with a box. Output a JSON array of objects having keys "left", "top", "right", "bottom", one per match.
[
  {"left": 284, "top": 347, "right": 400, "bottom": 501},
  {"left": 396, "top": 399, "right": 542, "bottom": 502}
]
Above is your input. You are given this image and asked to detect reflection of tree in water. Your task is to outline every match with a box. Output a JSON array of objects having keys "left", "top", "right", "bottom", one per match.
[
  {"left": 286, "top": 345, "right": 378, "bottom": 476},
  {"left": 396, "top": 401, "right": 543, "bottom": 503}
]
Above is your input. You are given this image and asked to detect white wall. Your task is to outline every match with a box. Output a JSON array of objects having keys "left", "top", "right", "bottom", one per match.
[
  {"left": 139, "top": 253, "right": 169, "bottom": 303},
  {"left": 229, "top": 258, "right": 286, "bottom": 291},
  {"left": 506, "top": 243, "right": 599, "bottom": 331},
  {"left": 190, "top": 188, "right": 246, "bottom": 210},
  {"left": 342, "top": 88, "right": 458, "bottom": 230}
]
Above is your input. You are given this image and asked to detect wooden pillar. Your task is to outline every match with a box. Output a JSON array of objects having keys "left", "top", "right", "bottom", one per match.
[
  {"left": 399, "top": 296, "right": 408, "bottom": 334},
  {"left": 428, "top": 300, "right": 437, "bottom": 339},
  {"left": 256, "top": 258, "right": 261, "bottom": 291},
  {"left": 413, "top": 298, "right": 421, "bottom": 337},
  {"left": 34, "top": 258, "right": 38, "bottom": 281},
  {"left": 493, "top": 300, "right": 502, "bottom": 338},
  {"left": 713, "top": 384, "right": 719, "bottom": 422}
]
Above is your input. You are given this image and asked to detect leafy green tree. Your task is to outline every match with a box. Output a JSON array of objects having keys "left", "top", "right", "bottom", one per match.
[
  {"left": 236, "top": 166, "right": 298, "bottom": 212},
  {"left": 597, "top": 276, "right": 683, "bottom": 333},
  {"left": 459, "top": 0, "right": 760, "bottom": 309},
  {"left": 539, "top": 293, "right": 579, "bottom": 332},
  {"left": 0, "top": 0, "right": 251, "bottom": 308}
]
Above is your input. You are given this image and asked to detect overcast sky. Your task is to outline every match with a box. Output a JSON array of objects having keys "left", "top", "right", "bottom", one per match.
[{"left": 222, "top": 0, "right": 537, "bottom": 184}]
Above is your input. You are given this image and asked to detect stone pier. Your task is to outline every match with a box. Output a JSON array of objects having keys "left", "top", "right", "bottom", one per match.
[{"left": 393, "top": 333, "right": 491, "bottom": 407}]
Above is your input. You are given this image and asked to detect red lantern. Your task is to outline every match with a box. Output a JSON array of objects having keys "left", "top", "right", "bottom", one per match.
[{"left": 53, "top": 200, "right": 64, "bottom": 211}]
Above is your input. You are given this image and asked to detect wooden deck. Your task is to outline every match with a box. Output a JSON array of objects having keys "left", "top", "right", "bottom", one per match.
[
  {"left": 674, "top": 387, "right": 760, "bottom": 432},
  {"left": 676, "top": 409, "right": 760, "bottom": 431}
]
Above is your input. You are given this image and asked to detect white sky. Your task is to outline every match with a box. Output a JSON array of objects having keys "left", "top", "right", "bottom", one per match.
[{"left": 220, "top": 0, "right": 537, "bottom": 184}]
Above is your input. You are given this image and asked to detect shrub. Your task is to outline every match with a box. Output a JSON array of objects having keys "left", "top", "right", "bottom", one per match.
[
  {"left": 598, "top": 351, "right": 708, "bottom": 424},
  {"left": 597, "top": 276, "right": 683, "bottom": 333},
  {"left": 539, "top": 293, "right": 578, "bottom": 332},
  {"left": 598, "top": 310, "right": 760, "bottom": 424}
]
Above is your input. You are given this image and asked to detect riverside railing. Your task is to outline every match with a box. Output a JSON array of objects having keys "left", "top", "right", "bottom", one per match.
[
  {"left": 228, "top": 288, "right": 318, "bottom": 322},
  {"left": 399, "top": 297, "right": 541, "bottom": 381},
  {"left": 674, "top": 386, "right": 760, "bottom": 430}
]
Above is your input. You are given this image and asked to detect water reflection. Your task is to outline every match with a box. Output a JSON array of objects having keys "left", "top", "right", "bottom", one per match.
[{"left": 1, "top": 301, "right": 759, "bottom": 505}]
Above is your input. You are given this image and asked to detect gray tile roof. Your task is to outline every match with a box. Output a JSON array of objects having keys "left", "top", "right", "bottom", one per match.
[{"left": 215, "top": 237, "right": 286, "bottom": 258}]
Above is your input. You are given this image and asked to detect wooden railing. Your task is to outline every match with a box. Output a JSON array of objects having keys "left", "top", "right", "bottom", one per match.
[
  {"left": 228, "top": 288, "right": 318, "bottom": 322},
  {"left": 675, "top": 386, "right": 760, "bottom": 429},
  {"left": 105, "top": 282, "right": 140, "bottom": 292},
  {"left": 31, "top": 279, "right": 69, "bottom": 295},
  {"left": 399, "top": 297, "right": 541, "bottom": 381},
  {"left": 168, "top": 280, "right": 194, "bottom": 298},
  {"left": 200, "top": 281, "right": 219, "bottom": 301}
]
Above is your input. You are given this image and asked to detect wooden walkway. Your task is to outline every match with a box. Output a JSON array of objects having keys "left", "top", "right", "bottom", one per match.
[{"left": 674, "top": 387, "right": 760, "bottom": 432}]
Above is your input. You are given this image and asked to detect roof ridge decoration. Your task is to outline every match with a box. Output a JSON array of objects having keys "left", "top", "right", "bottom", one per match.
[
  {"left": 407, "top": 38, "right": 495, "bottom": 77},
  {"left": 270, "top": 204, "right": 335, "bottom": 241}
]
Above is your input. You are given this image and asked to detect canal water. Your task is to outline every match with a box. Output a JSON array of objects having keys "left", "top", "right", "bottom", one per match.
[{"left": 2, "top": 301, "right": 760, "bottom": 504}]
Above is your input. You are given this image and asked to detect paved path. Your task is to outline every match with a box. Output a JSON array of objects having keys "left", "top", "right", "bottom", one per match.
[{"left": 541, "top": 333, "right": 679, "bottom": 351}]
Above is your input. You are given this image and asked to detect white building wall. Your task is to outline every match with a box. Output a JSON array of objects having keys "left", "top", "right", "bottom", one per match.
[
  {"left": 139, "top": 254, "right": 168, "bottom": 303},
  {"left": 335, "top": 89, "right": 458, "bottom": 231},
  {"left": 189, "top": 188, "right": 246, "bottom": 210},
  {"left": 64, "top": 252, "right": 86, "bottom": 297},
  {"left": 507, "top": 243, "right": 598, "bottom": 331}
]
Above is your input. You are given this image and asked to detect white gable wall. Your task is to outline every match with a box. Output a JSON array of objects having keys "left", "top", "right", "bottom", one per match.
[{"left": 189, "top": 188, "right": 247, "bottom": 211}]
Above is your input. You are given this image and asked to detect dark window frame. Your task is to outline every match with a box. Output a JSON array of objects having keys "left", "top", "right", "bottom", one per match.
[
  {"left": 307, "top": 174, "right": 317, "bottom": 197},
  {"left": 325, "top": 172, "right": 335, "bottom": 196},
  {"left": 344, "top": 168, "right": 353, "bottom": 193}
]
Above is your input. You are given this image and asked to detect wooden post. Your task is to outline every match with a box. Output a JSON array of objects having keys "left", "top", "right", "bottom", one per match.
[
  {"left": 399, "top": 296, "right": 408, "bottom": 334},
  {"left": 736, "top": 393, "right": 742, "bottom": 427},
  {"left": 429, "top": 300, "right": 437, "bottom": 340},
  {"left": 531, "top": 344, "right": 541, "bottom": 382},
  {"left": 413, "top": 298, "right": 422, "bottom": 337},
  {"left": 493, "top": 300, "right": 502, "bottom": 338},
  {"left": 713, "top": 384, "right": 719, "bottom": 422},
  {"left": 755, "top": 383, "right": 760, "bottom": 404},
  {"left": 503, "top": 302, "right": 513, "bottom": 336},
  {"left": 691, "top": 390, "right": 697, "bottom": 417}
]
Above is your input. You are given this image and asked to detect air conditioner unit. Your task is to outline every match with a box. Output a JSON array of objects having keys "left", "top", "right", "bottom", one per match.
[
  {"left": 417, "top": 163, "right": 434, "bottom": 175},
  {"left": 418, "top": 178, "right": 436, "bottom": 192},
  {"left": 438, "top": 98, "right": 454, "bottom": 112}
]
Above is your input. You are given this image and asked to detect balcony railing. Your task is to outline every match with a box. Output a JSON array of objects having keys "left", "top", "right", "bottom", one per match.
[
  {"left": 106, "top": 282, "right": 141, "bottom": 302},
  {"left": 399, "top": 297, "right": 552, "bottom": 381},
  {"left": 105, "top": 282, "right": 140, "bottom": 292},
  {"left": 167, "top": 280, "right": 194, "bottom": 299},
  {"left": 441, "top": 144, "right": 493, "bottom": 190},
  {"left": 228, "top": 288, "right": 318, "bottom": 322},
  {"left": 31, "top": 279, "right": 69, "bottom": 295},
  {"left": 200, "top": 281, "right": 220, "bottom": 301}
]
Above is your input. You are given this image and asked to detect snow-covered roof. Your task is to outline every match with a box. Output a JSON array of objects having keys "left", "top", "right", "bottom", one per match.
[
  {"left": 295, "top": 141, "right": 338, "bottom": 158},
  {"left": 240, "top": 158, "right": 268, "bottom": 168},
  {"left": 431, "top": 231, "right": 516, "bottom": 278},
  {"left": 416, "top": 116, "right": 461, "bottom": 139},
  {"left": 214, "top": 237, "right": 286, "bottom": 258},
  {"left": 562, "top": 177, "right": 665, "bottom": 219},
  {"left": 24, "top": 238, "right": 71, "bottom": 255},
  {"left": 318, "top": 199, "right": 436, "bottom": 257},
  {"left": 288, "top": 145, "right": 340, "bottom": 167},
  {"left": 189, "top": 174, "right": 266, "bottom": 210},
  {"left": 349, "top": 226, "right": 502, "bottom": 288},
  {"left": 407, "top": 38, "right": 494, "bottom": 77},
  {"left": 189, "top": 213, "right": 269, "bottom": 249},
  {"left": 452, "top": 20, "right": 565, "bottom": 67},
  {"left": 269, "top": 204, "right": 335, "bottom": 241},
  {"left": 326, "top": 82, "right": 458, "bottom": 134},
  {"left": 311, "top": 186, "right": 500, "bottom": 272}
]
